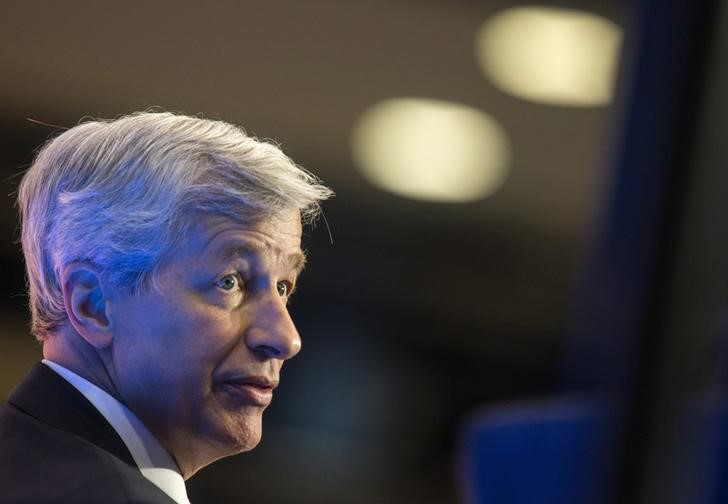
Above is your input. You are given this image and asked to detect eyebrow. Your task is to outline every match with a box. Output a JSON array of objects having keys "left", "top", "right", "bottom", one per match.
[
  {"left": 287, "top": 249, "right": 307, "bottom": 275},
  {"left": 221, "top": 242, "right": 307, "bottom": 275}
]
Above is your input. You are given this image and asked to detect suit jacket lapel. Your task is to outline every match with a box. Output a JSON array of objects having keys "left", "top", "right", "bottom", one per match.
[{"left": 8, "top": 362, "right": 137, "bottom": 467}]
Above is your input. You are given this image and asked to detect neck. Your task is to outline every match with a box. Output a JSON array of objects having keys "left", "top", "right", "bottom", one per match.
[
  {"left": 42, "top": 326, "right": 124, "bottom": 405},
  {"left": 42, "top": 326, "right": 229, "bottom": 480}
]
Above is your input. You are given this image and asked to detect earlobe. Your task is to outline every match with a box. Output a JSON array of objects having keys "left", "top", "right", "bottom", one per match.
[{"left": 61, "top": 264, "right": 114, "bottom": 349}]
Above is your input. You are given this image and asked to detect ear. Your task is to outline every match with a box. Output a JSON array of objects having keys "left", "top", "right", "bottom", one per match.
[{"left": 61, "top": 263, "right": 114, "bottom": 349}]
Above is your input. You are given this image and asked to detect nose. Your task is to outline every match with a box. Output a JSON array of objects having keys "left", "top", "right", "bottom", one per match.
[{"left": 244, "top": 293, "right": 302, "bottom": 360}]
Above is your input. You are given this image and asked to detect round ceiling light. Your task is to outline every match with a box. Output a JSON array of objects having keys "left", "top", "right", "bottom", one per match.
[
  {"left": 475, "top": 6, "right": 623, "bottom": 106},
  {"left": 350, "top": 97, "right": 511, "bottom": 203}
]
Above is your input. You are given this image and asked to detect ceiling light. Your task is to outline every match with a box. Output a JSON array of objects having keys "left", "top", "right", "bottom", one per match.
[
  {"left": 350, "top": 97, "right": 511, "bottom": 203},
  {"left": 475, "top": 6, "right": 623, "bottom": 106}
]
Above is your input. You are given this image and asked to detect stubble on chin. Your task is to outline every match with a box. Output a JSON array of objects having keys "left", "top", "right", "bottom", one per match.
[{"left": 206, "top": 403, "right": 265, "bottom": 455}]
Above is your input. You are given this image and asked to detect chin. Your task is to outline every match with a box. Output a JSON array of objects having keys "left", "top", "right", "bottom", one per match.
[
  {"left": 213, "top": 409, "right": 264, "bottom": 454},
  {"left": 172, "top": 412, "right": 265, "bottom": 479},
  {"left": 237, "top": 434, "right": 262, "bottom": 452}
]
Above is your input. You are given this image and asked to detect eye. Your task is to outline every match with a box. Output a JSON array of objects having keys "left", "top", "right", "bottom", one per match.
[
  {"left": 216, "top": 274, "right": 240, "bottom": 291},
  {"left": 276, "top": 281, "right": 292, "bottom": 298}
]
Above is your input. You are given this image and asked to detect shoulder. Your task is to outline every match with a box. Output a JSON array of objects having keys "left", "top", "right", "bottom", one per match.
[{"left": 0, "top": 403, "right": 175, "bottom": 504}]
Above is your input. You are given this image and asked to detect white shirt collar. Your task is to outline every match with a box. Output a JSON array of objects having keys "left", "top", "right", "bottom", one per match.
[{"left": 42, "top": 359, "right": 191, "bottom": 504}]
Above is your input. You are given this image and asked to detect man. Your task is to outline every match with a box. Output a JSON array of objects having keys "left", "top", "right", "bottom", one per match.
[{"left": 0, "top": 112, "right": 333, "bottom": 503}]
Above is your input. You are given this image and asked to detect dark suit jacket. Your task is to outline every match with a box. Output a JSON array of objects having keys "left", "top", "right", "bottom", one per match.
[{"left": 0, "top": 363, "right": 177, "bottom": 503}]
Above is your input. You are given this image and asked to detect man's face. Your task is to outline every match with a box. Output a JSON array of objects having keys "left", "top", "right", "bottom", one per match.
[{"left": 108, "top": 210, "right": 304, "bottom": 474}]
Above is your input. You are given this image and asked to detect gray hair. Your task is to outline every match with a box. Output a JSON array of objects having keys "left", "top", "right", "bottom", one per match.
[{"left": 17, "top": 111, "right": 333, "bottom": 340}]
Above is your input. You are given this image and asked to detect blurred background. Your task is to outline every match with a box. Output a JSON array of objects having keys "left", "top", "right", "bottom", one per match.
[{"left": 2, "top": 1, "right": 727, "bottom": 503}]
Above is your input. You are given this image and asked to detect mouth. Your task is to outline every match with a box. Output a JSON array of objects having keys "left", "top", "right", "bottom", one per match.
[{"left": 218, "top": 376, "right": 278, "bottom": 407}]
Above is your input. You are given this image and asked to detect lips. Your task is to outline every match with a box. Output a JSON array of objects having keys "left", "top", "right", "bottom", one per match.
[{"left": 219, "top": 376, "right": 278, "bottom": 407}]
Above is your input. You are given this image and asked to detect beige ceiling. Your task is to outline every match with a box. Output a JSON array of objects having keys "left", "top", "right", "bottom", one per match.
[
  {"left": 0, "top": 1, "right": 636, "bottom": 350},
  {"left": 0, "top": 0, "right": 628, "bottom": 238}
]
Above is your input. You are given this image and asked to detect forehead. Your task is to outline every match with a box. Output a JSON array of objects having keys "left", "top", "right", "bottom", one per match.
[{"left": 179, "top": 210, "right": 304, "bottom": 265}]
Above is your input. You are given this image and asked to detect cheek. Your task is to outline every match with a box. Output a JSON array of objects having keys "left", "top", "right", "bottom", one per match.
[
  {"left": 114, "top": 291, "right": 243, "bottom": 388},
  {"left": 156, "top": 302, "right": 244, "bottom": 380}
]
